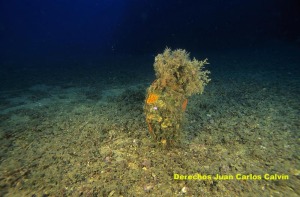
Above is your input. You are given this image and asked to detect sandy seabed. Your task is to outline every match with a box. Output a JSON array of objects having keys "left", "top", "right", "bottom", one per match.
[{"left": 0, "top": 45, "right": 299, "bottom": 196}]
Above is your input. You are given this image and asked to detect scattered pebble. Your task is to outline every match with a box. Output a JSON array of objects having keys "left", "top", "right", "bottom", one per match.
[
  {"left": 181, "top": 186, "right": 189, "bottom": 193},
  {"left": 143, "top": 184, "right": 154, "bottom": 192}
]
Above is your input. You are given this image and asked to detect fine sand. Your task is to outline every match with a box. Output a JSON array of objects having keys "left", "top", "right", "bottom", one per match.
[{"left": 0, "top": 43, "right": 299, "bottom": 196}]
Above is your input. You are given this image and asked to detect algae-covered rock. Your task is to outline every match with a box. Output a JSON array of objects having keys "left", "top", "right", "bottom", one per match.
[{"left": 144, "top": 48, "right": 210, "bottom": 147}]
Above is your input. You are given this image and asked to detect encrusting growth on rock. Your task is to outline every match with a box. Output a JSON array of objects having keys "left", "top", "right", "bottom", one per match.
[{"left": 144, "top": 48, "right": 211, "bottom": 147}]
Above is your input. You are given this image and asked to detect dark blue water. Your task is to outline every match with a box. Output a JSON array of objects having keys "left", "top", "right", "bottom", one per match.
[{"left": 1, "top": 1, "right": 299, "bottom": 76}]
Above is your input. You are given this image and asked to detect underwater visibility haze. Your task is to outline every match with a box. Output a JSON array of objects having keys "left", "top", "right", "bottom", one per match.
[{"left": 0, "top": 0, "right": 300, "bottom": 196}]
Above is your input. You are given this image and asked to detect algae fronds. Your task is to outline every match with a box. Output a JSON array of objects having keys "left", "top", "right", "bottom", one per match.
[{"left": 144, "top": 48, "right": 211, "bottom": 147}]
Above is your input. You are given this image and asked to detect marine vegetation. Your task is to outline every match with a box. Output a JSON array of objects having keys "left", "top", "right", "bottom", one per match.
[{"left": 144, "top": 48, "right": 211, "bottom": 147}]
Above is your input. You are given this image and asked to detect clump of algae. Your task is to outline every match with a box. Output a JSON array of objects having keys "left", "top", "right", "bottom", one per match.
[{"left": 144, "top": 48, "right": 210, "bottom": 147}]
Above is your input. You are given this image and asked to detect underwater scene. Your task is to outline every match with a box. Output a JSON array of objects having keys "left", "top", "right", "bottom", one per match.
[{"left": 0, "top": 1, "right": 299, "bottom": 196}]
